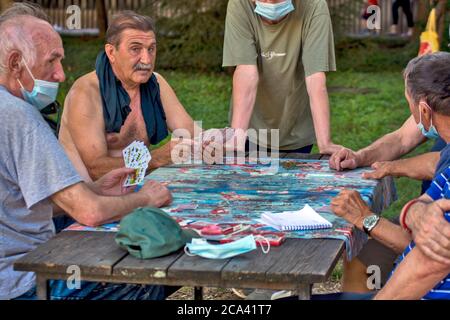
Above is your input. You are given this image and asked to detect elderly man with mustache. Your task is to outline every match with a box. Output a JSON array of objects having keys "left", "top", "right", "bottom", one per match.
[{"left": 59, "top": 11, "right": 203, "bottom": 181}]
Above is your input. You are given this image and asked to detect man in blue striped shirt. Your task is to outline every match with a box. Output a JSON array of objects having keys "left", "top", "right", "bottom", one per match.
[{"left": 331, "top": 52, "right": 450, "bottom": 299}]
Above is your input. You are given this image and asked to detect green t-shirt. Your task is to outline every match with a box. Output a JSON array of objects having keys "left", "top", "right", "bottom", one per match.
[{"left": 223, "top": 0, "right": 336, "bottom": 150}]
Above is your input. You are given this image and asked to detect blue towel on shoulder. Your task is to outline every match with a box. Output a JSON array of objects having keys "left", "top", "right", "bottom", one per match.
[{"left": 95, "top": 51, "right": 168, "bottom": 145}]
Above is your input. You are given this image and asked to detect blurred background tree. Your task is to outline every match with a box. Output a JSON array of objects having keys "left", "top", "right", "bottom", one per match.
[
  {"left": 429, "top": 0, "right": 449, "bottom": 47},
  {"left": 142, "top": 0, "right": 228, "bottom": 71},
  {"left": 0, "top": 0, "right": 13, "bottom": 11},
  {"left": 96, "top": 0, "right": 108, "bottom": 38}
]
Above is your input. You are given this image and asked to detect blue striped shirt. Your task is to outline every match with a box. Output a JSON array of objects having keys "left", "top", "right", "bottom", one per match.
[{"left": 394, "top": 166, "right": 450, "bottom": 300}]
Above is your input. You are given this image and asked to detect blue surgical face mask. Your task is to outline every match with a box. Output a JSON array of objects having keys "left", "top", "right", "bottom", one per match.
[
  {"left": 17, "top": 60, "right": 59, "bottom": 111},
  {"left": 254, "top": 0, "right": 295, "bottom": 21},
  {"left": 184, "top": 235, "right": 269, "bottom": 259},
  {"left": 417, "top": 105, "right": 440, "bottom": 139}
]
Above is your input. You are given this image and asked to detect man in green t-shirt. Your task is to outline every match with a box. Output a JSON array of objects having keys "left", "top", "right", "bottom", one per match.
[{"left": 223, "top": 0, "right": 341, "bottom": 154}]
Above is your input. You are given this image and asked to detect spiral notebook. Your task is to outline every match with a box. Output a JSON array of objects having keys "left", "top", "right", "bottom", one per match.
[{"left": 260, "top": 204, "right": 332, "bottom": 231}]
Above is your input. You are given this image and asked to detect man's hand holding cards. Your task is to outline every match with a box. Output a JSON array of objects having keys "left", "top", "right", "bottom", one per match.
[{"left": 122, "top": 141, "right": 151, "bottom": 187}]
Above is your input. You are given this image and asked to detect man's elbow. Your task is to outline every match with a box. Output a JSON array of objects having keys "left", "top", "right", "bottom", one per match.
[
  {"left": 398, "top": 129, "right": 424, "bottom": 155},
  {"left": 88, "top": 171, "right": 103, "bottom": 182},
  {"left": 86, "top": 161, "right": 108, "bottom": 181},
  {"left": 71, "top": 200, "right": 108, "bottom": 227}
]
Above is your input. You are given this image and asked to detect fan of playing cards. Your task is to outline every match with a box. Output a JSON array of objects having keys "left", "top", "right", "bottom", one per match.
[{"left": 122, "top": 141, "right": 151, "bottom": 187}]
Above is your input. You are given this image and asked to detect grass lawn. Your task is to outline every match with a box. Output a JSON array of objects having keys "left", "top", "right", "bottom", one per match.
[{"left": 60, "top": 36, "right": 433, "bottom": 220}]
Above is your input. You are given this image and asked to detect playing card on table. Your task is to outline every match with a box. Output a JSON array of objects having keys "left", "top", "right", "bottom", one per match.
[{"left": 123, "top": 140, "right": 151, "bottom": 186}]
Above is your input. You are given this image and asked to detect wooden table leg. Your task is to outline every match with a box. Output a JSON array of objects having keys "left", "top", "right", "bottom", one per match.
[
  {"left": 194, "top": 287, "right": 204, "bottom": 300},
  {"left": 297, "top": 284, "right": 312, "bottom": 300},
  {"left": 36, "top": 274, "right": 50, "bottom": 300}
]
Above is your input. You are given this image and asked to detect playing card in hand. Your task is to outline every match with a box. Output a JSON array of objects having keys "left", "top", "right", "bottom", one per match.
[{"left": 122, "top": 141, "right": 151, "bottom": 186}]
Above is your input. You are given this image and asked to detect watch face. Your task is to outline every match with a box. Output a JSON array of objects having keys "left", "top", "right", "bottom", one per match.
[{"left": 364, "top": 215, "right": 379, "bottom": 230}]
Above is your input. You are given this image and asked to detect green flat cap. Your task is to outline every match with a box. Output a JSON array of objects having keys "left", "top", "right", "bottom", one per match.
[{"left": 115, "top": 207, "right": 198, "bottom": 259}]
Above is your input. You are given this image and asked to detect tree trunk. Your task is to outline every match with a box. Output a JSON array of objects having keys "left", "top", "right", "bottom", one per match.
[
  {"left": 96, "top": 0, "right": 108, "bottom": 38},
  {"left": 0, "top": 0, "right": 13, "bottom": 12},
  {"left": 434, "top": 0, "right": 447, "bottom": 47},
  {"left": 415, "top": 0, "right": 430, "bottom": 37}
]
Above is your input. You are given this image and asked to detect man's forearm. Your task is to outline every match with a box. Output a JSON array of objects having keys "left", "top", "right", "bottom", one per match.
[
  {"left": 353, "top": 216, "right": 411, "bottom": 254},
  {"left": 369, "top": 218, "right": 412, "bottom": 254},
  {"left": 230, "top": 65, "right": 258, "bottom": 130},
  {"left": 306, "top": 73, "right": 332, "bottom": 150},
  {"left": 374, "top": 247, "right": 450, "bottom": 300},
  {"left": 52, "top": 183, "right": 150, "bottom": 227},
  {"left": 386, "top": 152, "right": 439, "bottom": 180},
  {"left": 356, "top": 116, "right": 425, "bottom": 167},
  {"left": 92, "top": 192, "right": 150, "bottom": 226},
  {"left": 356, "top": 132, "right": 410, "bottom": 167},
  {"left": 148, "top": 143, "right": 171, "bottom": 170},
  {"left": 74, "top": 190, "right": 150, "bottom": 227}
]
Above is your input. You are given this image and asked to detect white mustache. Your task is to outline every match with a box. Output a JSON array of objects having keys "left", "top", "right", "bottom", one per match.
[{"left": 134, "top": 63, "right": 152, "bottom": 71}]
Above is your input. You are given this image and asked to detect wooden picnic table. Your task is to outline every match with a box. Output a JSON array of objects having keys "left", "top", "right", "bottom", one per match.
[{"left": 14, "top": 153, "right": 396, "bottom": 300}]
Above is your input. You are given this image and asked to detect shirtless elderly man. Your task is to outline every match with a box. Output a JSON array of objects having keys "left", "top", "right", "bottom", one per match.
[{"left": 60, "top": 11, "right": 204, "bottom": 181}]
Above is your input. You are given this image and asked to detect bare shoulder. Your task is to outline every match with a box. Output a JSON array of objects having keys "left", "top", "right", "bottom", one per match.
[
  {"left": 69, "top": 71, "right": 100, "bottom": 98},
  {"left": 64, "top": 71, "right": 102, "bottom": 116},
  {"left": 154, "top": 72, "right": 178, "bottom": 98},
  {"left": 154, "top": 72, "right": 169, "bottom": 87}
]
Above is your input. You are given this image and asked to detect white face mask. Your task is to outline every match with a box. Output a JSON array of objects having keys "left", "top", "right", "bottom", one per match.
[
  {"left": 17, "top": 60, "right": 59, "bottom": 111},
  {"left": 254, "top": 0, "right": 295, "bottom": 21},
  {"left": 184, "top": 235, "right": 270, "bottom": 259}
]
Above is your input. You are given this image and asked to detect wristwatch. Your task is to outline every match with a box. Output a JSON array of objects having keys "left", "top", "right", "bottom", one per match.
[{"left": 362, "top": 215, "right": 381, "bottom": 236}]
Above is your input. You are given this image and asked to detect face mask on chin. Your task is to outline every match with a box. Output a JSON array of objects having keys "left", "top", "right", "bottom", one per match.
[
  {"left": 17, "top": 59, "right": 59, "bottom": 111},
  {"left": 254, "top": 0, "right": 295, "bottom": 22}
]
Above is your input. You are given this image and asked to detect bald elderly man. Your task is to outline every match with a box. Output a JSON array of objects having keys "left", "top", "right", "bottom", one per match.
[{"left": 0, "top": 3, "right": 173, "bottom": 300}]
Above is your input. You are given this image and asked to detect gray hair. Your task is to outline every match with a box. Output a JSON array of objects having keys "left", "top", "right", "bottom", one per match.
[
  {"left": 0, "top": 2, "right": 49, "bottom": 75},
  {"left": 404, "top": 52, "right": 450, "bottom": 116},
  {"left": 0, "top": 1, "right": 49, "bottom": 24},
  {"left": 106, "top": 11, "right": 156, "bottom": 47}
]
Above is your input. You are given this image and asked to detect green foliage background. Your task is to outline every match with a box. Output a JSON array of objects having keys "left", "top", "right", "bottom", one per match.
[{"left": 141, "top": 0, "right": 228, "bottom": 71}]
